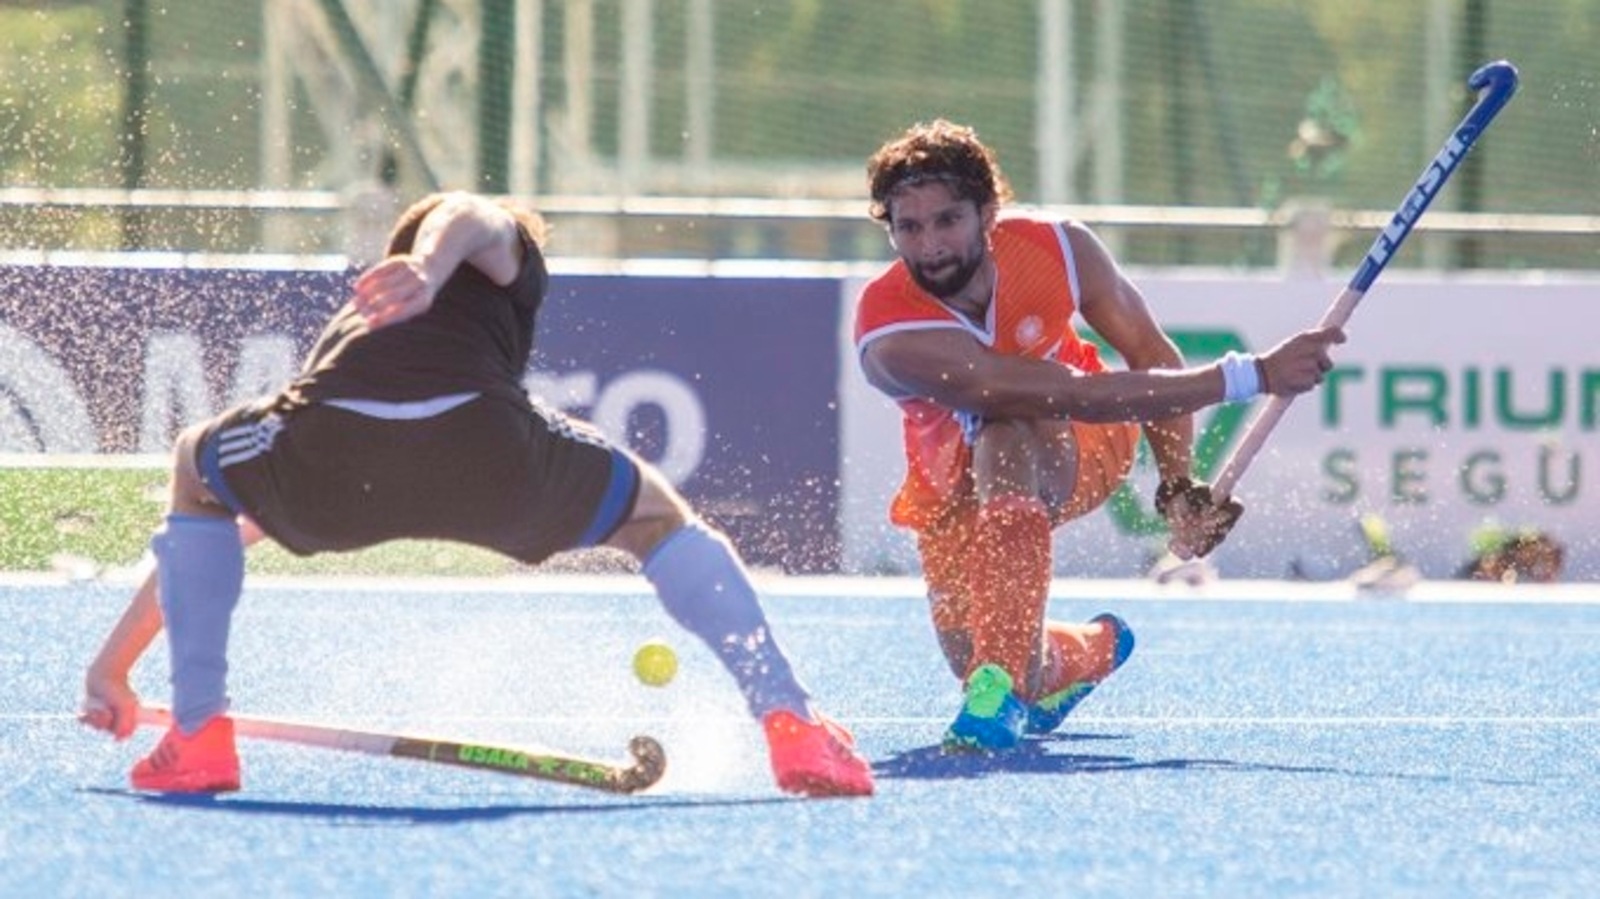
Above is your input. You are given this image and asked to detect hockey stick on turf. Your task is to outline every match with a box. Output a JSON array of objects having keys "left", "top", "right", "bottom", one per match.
[
  {"left": 136, "top": 705, "right": 667, "bottom": 794},
  {"left": 1174, "top": 59, "right": 1520, "bottom": 558}
]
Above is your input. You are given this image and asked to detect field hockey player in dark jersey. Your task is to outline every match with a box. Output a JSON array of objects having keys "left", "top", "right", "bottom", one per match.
[{"left": 80, "top": 191, "right": 874, "bottom": 798}]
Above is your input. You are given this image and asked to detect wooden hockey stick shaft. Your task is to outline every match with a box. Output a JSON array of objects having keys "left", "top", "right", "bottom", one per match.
[{"left": 137, "top": 705, "right": 666, "bottom": 794}]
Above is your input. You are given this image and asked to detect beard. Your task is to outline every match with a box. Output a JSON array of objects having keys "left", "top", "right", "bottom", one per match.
[{"left": 908, "top": 249, "right": 984, "bottom": 300}]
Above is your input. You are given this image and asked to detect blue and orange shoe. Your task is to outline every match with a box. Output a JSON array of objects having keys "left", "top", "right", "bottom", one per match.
[
  {"left": 763, "top": 709, "right": 875, "bottom": 798},
  {"left": 1025, "top": 613, "right": 1136, "bottom": 735},
  {"left": 130, "top": 715, "right": 241, "bottom": 793},
  {"left": 942, "top": 663, "right": 1028, "bottom": 753}
]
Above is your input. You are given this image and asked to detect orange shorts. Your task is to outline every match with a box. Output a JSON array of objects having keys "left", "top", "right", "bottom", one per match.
[
  {"left": 1052, "top": 418, "right": 1140, "bottom": 525},
  {"left": 898, "top": 418, "right": 1140, "bottom": 533}
]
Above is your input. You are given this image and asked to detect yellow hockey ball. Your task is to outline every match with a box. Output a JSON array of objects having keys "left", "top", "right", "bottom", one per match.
[{"left": 632, "top": 639, "right": 678, "bottom": 687}]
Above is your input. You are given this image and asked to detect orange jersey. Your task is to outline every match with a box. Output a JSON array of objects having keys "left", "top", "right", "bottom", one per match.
[{"left": 854, "top": 217, "right": 1120, "bottom": 529}]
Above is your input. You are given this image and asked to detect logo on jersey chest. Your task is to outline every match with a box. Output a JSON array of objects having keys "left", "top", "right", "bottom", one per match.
[{"left": 1014, "top": 314, "right": 1046, "bottom": 348}]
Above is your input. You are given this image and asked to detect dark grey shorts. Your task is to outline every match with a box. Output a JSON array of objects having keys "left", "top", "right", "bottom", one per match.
[{"left": 194, "top": 394, "right": 639, "bottom": 565}]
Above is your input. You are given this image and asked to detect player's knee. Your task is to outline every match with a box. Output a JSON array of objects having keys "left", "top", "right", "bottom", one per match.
[
  {"left": 606, "top": 465, "right": 692, "bottom": 560},
  {"left": 167, "top": 427, "right": 225, "bottom": 517}
]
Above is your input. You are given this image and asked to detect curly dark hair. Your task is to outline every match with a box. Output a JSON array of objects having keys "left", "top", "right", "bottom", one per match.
[{"left": 866, "top": 119, "right": 1014, "bottom": 223}]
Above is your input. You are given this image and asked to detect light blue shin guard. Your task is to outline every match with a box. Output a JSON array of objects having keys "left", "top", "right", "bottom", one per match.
[
  {"left": 642, "top": 522, "right": 810, "bottom": 719},
  {"left": 152, "top": 514, "right": 244, "bottom": 734}
]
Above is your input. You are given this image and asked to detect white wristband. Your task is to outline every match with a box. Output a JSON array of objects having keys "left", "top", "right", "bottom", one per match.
[{"left": 1219, "top": 351, "right": 1261, "bottom": 403}]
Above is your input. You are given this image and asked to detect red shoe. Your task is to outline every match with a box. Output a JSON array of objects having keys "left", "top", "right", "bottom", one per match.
[
  {"left": 762, "top": 710, "right": 874, "bottom": 798},
  {"left": 130, "top": 716, "right": 241, "bottom": 793}
]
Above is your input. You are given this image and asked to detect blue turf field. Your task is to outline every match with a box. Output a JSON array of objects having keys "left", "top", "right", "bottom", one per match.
[{"left": 3, "top": 574, "right": 1597, "bottom": 897}]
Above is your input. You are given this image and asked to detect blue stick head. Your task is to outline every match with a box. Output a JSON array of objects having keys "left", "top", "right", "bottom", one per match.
[{"left": 1468, "top": 60, "right": 1519, "bottom": 112}]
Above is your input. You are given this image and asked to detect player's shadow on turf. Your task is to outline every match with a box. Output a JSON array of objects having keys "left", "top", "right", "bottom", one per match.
[
  {"left": 80, "top": 787, "right": 786, "bottom": 823},
  {"left": 873, "top": 734, "right": 1143, "bottom": 781},
  {"left": 872, "top": 734, "right": 1527, "bottom": 785}
]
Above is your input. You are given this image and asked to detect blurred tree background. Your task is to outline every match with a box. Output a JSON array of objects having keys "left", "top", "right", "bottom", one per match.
[{"left": 0, "top": 0, "right": 1595, "bottom": 268}]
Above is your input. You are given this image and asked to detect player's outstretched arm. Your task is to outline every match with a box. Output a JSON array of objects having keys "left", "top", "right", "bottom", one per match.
[
  {"left": 861, "top": 324, "right": 1342, "bottom": 425},
  {"left": 81, "top": 573, "right": 162, "bottom": 740},
  {"left": 80, "top": 518, "right": 267, "bottom": 740}
]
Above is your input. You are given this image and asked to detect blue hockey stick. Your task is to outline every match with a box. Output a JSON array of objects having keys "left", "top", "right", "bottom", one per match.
[{"left": 1200, "top": 60, "right": 1519, "bottom": 519}]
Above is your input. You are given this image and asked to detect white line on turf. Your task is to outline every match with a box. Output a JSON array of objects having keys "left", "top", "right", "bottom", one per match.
[
  {"left": 6, "top": 570, "right": 1600, "bottom": 604},
  {"left": 16, "top": 712, "right": 1600, "bottom": 726}
]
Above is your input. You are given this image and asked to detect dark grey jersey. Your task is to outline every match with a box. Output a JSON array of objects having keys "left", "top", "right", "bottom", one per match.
[{"left": 285, "top": 228, "right": 548, "bottom": 409}]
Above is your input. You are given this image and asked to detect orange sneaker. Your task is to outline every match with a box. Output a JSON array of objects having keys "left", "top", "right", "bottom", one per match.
[
  {"left": 130, "top": 716, "right": 241, "bottom": 793},
  {"left": 762, "top": 709, "right": 875, "bottom": 798}
]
